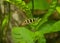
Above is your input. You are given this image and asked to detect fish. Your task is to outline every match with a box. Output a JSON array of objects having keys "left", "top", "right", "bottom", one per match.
[{"left": 20, "top": 18, "right": 39, "bottom": 26}]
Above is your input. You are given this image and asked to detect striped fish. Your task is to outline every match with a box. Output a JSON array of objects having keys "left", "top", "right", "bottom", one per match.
[{"left": 20, "top": 18, "right": 39, "bottom": 26}]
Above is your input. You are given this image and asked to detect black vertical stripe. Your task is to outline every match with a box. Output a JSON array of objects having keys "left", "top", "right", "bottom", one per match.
[{"left": 21, "top": 18, "right": 38, "bottom": 26}]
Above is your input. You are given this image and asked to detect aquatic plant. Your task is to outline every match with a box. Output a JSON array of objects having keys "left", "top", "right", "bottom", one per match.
[{"left": 1, "top": 0, "right": 60, "bottom": 43}]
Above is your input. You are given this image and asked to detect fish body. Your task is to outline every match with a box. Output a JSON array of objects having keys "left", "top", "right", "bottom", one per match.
[{"left": 20, "top": 18, "right": 39, "bottom": 26}]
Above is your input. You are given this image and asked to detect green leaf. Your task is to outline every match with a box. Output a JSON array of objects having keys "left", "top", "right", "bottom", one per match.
[
  {"left": 35, "top": 20, "right": 60, "bottom": 43},
  {"left": 2, "top": 16, "right": 8, "bottom": 28},
  {"left": 50, "top": 20, "right": 60, "bottom": 32},
  {"left": 10, "top": 0, "right": 22, "bottom": 3},
  {"left": 27, "top": 0, "right": 49, "bottom": 10},
  {"left": 38, "top": 20, "right": 60, "bottom": 35},
  {"left": 12, "top": 27, "right": 35, "bottom": 43},
  {"left": 38, "top": 20, "right": 56, "bottom": 35},
  {"left": 56, "top": 6, "right": 60, "bottom": 14},
  {"left": 38, "top": 35, "right": 46, "bottom": 43}
]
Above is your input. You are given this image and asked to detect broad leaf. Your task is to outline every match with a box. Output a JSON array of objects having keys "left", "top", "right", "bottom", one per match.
[
  {"left": 27, "top": 0, "right": 49, "bottom": 10},
  {"left": 56, "top": 6, "right": 60, "bottom": 14},
  {"left": 38, "top": 20, "right": 60, "bottom": 34},
  {"left": 12, "top": 27, "right": 35, "bottom": 43}
]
